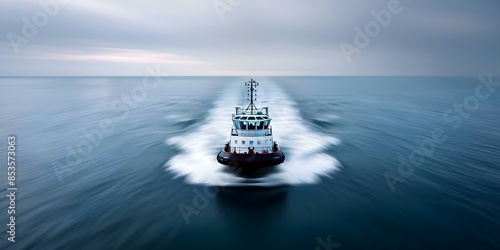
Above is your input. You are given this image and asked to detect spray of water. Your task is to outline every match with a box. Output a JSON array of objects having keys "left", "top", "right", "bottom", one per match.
[{"left": 164, "top": 79, "right": 341, "bottom": 186}]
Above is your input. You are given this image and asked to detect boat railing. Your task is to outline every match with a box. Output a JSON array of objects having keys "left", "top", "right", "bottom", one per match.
[
  {"left": 232, "top": 126, "right": 273, "bottom": 136},
  {"left": 226, "top": 146, "right": 277, "bottom": 154},
  {"left": 267, "top": 126, "right": 272, "bottom": 136},
  {"left": 235, "top": 106, "right": 269, "bottom": 115}
]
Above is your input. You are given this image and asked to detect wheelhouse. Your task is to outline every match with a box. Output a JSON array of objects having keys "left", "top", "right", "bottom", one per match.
[{"left": 232, "top": 115, "right": 271, "bottom": 130}]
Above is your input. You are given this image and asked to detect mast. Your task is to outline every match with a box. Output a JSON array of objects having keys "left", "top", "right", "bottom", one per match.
[{"left": 245, "top": 79, "right": 259, "bottom": 114}]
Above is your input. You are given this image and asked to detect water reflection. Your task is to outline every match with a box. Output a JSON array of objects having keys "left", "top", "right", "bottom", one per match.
[{"left": 215, "top": 186, "right": 288, "bottom": 247}]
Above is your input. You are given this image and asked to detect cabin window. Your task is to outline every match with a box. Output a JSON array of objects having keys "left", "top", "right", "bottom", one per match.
[
  {"left": 242, "top": 141, "right": 246, "bottom": 145},
  {"left": 264, "top": 120, "right": 270, "bottom": 129},
  {"left": 240, "top": 121, "right": 247, "bottom": 130},
  {"left": 257, "top": 140, "right": 261, "bottom": 145},
  {"left": 248, "top": 122, "right": 256, "bottom": 130},
  {"left": 248, "top": 117, "right": 256, "bottom": 120},
  {"left": 250, "top": 141, "right": 254, "bottom": 145},
  {"left": 257, "top": 121, "right": 264, "bottom": 130},
  {"left": 265, "top": 140, "right": 268, "bottom": 144},
  {"left": 235, "top": 140, "right": 237, "bottom": 144}
]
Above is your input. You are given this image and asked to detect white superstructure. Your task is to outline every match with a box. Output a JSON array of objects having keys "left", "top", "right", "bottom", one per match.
[{"left": 225, "top": 79, "right": 277, "bottom": 154}]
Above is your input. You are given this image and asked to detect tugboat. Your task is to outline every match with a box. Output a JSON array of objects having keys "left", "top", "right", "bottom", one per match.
[{"left": 217, "top": 79, "right": 285, "bottom": 167}]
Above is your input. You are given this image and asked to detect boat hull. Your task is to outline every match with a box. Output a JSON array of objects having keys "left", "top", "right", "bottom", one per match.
[{"left": 217, "top": 150, "right": 285, "bottom": 168}]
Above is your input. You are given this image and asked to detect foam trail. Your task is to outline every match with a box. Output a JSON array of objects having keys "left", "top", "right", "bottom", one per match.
[{"left": 164, "top": 79, "right": 341, "bottom": 186}]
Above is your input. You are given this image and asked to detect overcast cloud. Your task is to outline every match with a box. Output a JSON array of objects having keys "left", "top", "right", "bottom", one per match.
[{"left": 1, "top": 0, "right": 499, "bottom": 76}]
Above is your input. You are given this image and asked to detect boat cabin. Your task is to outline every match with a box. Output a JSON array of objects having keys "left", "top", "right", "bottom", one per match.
[{"left": 217, "top": 79, "right": 285, "bottom": 167}]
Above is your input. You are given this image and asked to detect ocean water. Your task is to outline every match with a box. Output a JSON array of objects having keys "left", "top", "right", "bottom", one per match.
[{"left": 0, "top": 76, "right": 499, "bottom": 249}]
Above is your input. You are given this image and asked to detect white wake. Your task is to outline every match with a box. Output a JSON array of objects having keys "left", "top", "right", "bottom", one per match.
[{"left": 164, "top": 78, "right": 341, "bottom": 186}]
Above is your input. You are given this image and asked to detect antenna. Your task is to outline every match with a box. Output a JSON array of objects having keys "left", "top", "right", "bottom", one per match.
[{"left": 244, "top": 79, "right": 259, "bottom": 114}]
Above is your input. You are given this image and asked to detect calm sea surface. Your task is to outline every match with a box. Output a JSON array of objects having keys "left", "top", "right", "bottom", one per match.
[{"left": 0, "top": 76, "right": 499, "bottom": 249}]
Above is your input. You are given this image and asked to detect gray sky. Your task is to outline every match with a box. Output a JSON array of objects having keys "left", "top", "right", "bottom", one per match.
[{"left": 1, "top": 0, "right": 499, "bottom": 76}]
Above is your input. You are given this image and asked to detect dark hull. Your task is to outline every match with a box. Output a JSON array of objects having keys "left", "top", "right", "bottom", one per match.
[{"left": 217, "top": 150, "right": 285, "bottom": 168}]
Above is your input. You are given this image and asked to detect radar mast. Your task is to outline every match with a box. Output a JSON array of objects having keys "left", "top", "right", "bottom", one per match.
[{"left": 245, "top": 79, "right": 259, "bottom": 114}]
